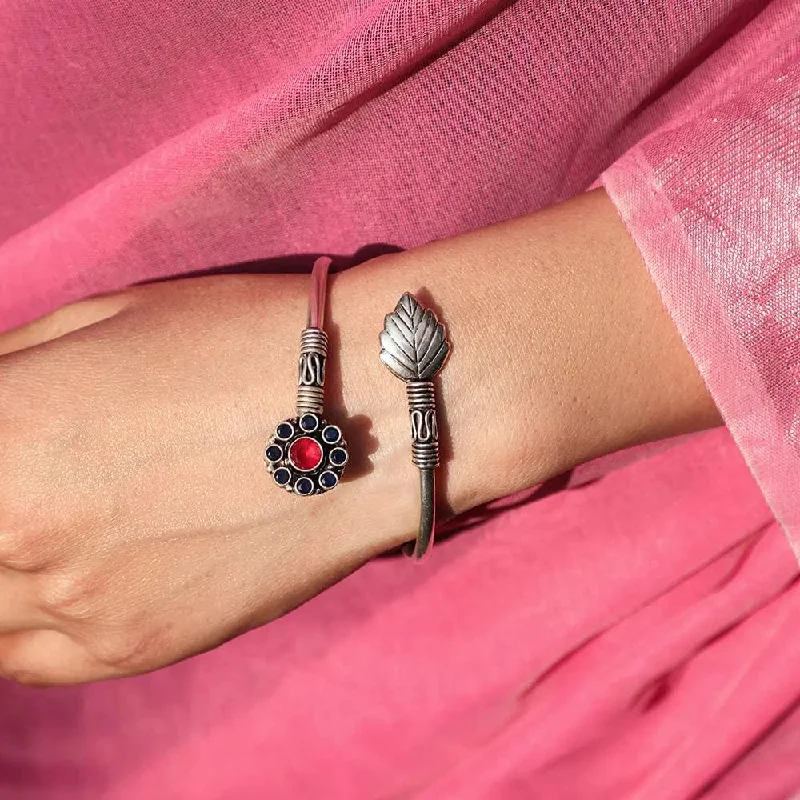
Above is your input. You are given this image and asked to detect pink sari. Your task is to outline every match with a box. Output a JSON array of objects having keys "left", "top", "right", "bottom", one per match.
[{"left": 2, "top": 1, "right": 800, "bottom": 797}]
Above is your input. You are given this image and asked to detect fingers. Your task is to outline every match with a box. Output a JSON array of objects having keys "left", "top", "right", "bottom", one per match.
[
  {"left": 0, "top": 572, "right": 93, "bottom": 686},
  {"left": 0, "top": 569, "right": 50, "bottom": 634},
  {"left": 0, "top": 629, "right": 108, "bottom": 686},
  {"left": 0, "top": 294, "right": 131, "bottom": 356}
]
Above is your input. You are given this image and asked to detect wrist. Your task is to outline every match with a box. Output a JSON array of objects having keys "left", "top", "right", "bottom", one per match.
[
  {"left": 331, "top": 189, "right": 719, "bottom": 552},
  {"left": 330, "top": 253, "right": 551, "bottom": 537}
]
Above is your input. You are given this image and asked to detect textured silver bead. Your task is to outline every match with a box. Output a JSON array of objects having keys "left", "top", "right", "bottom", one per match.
[
  {"left": 297, "top": 328, "right": 327, "bottom": 415},
  {"left": 407, "top": 382, "right": 439, "bottom": 469}
]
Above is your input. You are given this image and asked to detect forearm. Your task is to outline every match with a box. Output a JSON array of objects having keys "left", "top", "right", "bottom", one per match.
[{"left": 331, "top": 188, "right": 721, "bottom": 546}]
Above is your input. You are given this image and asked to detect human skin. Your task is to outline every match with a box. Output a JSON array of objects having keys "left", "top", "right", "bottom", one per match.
[{"left": 0, "top": 189, "right": 721, "bottom": 685}]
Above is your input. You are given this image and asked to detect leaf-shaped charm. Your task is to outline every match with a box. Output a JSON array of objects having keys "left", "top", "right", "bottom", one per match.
[{"left": 380, "top": 293, "right": 450, "bottom": 381}]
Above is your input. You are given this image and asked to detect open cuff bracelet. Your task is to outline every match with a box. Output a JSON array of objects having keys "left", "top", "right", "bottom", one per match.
[{"left": 264, "top": 261, "right": 450, "bottom": 561}]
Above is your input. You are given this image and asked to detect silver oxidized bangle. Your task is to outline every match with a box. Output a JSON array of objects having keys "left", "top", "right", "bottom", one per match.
[
  {"left": 265, "top": 257, "right": 349, "bottom": 495},
  {"left": 380, "top": 293, "right": 451, "bottom": 559}
]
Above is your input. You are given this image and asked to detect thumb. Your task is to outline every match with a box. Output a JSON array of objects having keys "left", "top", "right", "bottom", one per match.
[{"left": 0, "top": 293, "right": 131, "bottom": 356}]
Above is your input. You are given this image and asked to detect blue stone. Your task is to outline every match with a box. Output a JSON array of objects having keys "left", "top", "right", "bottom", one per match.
[
  {"left": 330, "top": 447, "right": 348, "bottom": 466},
  {"left": 319, "top": 471, "right": 338, "bottom": 489},
  {"left": 322, "top": 425, "right": 341, "bottom": 444},
  {"left": 276, "top": 422, "right": 294, "bottom": 440},
  {"left": 300, "top": 414, "right": 319, "bottom": 432},
  {"left": 265, "top": 445, "right": 283, "bottom": 462},
  {"left": 273, "top": 467, "right": 291, "bottom": 486},
  {"left": 295, "top": 477, "right": 314, "bottom": 495}
]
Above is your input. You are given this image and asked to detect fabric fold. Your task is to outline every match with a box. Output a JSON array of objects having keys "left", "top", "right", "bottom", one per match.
[{"left": 603, "top": 22, "right": 800, "bottom": 559}]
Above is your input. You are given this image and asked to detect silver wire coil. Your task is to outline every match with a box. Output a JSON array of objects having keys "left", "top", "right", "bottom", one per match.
[
  {"left": 300, "top": 327, "right": 327, "bottom": 356},
  {"left": 296, "top": 385, "right": 324, "bottom": 416},
  {"left": 411, "top": 440, "right": 439, "bottom": 469}
]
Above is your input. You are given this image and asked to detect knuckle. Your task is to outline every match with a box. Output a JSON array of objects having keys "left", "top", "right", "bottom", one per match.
[
  {"left": 90, "top": 627, "right": 156, "bottom": 671},
  {"left": 36, "top": 571, "right": 160, "bottom": 672},
  {"left": 0, "top": 415, "right": 69, "bottom": 575},
  {"left": 36, "top": 569, "right": 100, "bottom": 621},
  {"left": 0, "top": 469, "right": 58, "bottom": 574},
  {"left": 0, "top": 525, "right": 50, "bottom": 573}
]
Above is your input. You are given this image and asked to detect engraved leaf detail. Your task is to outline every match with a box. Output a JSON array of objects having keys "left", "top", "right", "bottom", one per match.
[{"left": 380, "top": 293, "right": 449, "bottom": 381}]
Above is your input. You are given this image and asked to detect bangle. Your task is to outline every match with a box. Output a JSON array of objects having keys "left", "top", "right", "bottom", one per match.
[
  {"left": 265, "top": 257, "right": 348, "bottom": 495},
  {"left": 380, "top": 293, "right": 450, "bottom": 559}
]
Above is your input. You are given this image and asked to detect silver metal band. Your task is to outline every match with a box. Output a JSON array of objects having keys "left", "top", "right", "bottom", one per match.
[
  {"left": 380, "top": 293, "right": 450, "bottom": 559},
  {"left": 296, "top": 258, "right": 330, "bottom": 415}
]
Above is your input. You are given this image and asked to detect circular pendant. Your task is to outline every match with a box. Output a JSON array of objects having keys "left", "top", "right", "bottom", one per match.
[{"left": 265, "top": 412, "right": 348, "bottom": 496}]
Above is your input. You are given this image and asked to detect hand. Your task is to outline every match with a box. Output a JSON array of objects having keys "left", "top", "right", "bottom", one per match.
[
  {"left": 0, "top": 190, "right": 719, "bottom": 685},
  {"left": 0, "top": 273, "right": 420, "bottom": 685}
]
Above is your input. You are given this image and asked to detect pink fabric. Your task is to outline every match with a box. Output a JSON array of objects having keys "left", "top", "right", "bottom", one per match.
[{"left": 2, "top": 1, "right": 800, "bottom": 797}]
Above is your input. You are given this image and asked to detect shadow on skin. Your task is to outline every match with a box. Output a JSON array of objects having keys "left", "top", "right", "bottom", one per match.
[
  {"left": 195, "top": 243, "right": 403, "bottom": 277},
  {"left": 325, "top": 313, "right": 378, "bottom": 481}
]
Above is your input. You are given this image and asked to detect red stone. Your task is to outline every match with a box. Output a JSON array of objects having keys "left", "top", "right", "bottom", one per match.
[{"left": 289, "top": 436, "right": 323, "bottom": 471}]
